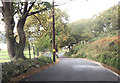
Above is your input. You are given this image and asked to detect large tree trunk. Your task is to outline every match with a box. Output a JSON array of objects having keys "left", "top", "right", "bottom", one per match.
[
  {"left": 2, "top": 2, "right": 16, "bottom": 60},
  {"left": 2, "top": 2, "right": 37, "bottom": 60},
  {"left": 16, "top": 17, "right": 27, "bottom": 59},
  {"left": 2, "top": 2, "right": 27, "bottom": 60},
  {"left": 15, "top": 2, "right": 29, "bottom": 59}
]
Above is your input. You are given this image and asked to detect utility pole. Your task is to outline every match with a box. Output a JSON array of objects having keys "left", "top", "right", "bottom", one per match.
[{"left": 52, "top": 0, "right": 56, "bottom": 62}]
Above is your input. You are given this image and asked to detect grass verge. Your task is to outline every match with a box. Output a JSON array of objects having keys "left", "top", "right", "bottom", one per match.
[
  {"left": 2, "top": 56, "right": 53, "bottom": 83},
  {"left": 10, "top": 59, "right": 59, "bottom": 82}
]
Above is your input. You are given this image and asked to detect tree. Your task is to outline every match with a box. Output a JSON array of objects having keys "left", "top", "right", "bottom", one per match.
[
  {"left": 69, "top": 19, "right": 92, "bottom": 43},
  {"left": 68, "top": 5, "right": 118, "bottom": 44},
  {"left": 24, "top": 8, "right": 70, "bottom": 53},
  {"left": 91, "top": 5, "right": 118, "bottom": 33},
  {"left": 1, "top": 1, "right": 51, "bottom": 60}
]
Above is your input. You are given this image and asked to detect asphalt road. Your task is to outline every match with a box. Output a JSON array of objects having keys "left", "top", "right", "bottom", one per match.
[{"left": 20, "top": 58, "right": 120, "bottom": 82}]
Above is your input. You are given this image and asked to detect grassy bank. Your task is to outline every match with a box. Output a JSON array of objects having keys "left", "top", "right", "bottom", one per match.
[{"left": 65, "top": 35, "right": 120, "bottom": 70}]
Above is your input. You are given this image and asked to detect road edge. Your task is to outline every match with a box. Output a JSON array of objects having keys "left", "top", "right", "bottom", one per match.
[
  {"left": 9, "top": 59, "right": 59, "bottom": 83},
  {"left": 81, "top": 58, "right": 120, "bottom": 77}
]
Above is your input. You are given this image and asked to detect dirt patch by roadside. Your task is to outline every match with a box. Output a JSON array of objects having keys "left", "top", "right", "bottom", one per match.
[{"left": 9, "top": 59, "right": 59, "bottom": 83}]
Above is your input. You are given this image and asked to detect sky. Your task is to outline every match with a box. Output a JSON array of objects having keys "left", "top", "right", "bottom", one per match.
[
  {"left": 57, "top": 0, "right": 119, "bottom": 23},
  {"left": 0, "top": 0, "right": 119, "bottom": 31}
]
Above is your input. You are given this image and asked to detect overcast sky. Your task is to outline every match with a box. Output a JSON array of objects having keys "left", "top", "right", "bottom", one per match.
[
  {"left": 57, "top": 0, "right": 119, "bottom": 22},
  {"left": 0, "top": 0, "right": 119, "bottom": 31}
]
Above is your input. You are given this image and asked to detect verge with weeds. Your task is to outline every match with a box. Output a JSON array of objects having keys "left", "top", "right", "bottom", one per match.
[{"left": 2, "top": 56, "right": 53, "bottom": 83}]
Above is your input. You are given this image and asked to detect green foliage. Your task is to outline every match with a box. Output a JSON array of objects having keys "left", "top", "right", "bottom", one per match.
[
  {"left": 2, "top": 56, "right": 53, "bottom": 83},
  {"left": 73, "top": 44, "right": 84, "bottom": 54},
  {"left": 96, "top": 51, "right": 119, "bottom": 69},
  {"left": 25, "top": 8, "right": 69, "bottom": 52},
  {"left": 35, "top": 35, "right": 51, "bottom": 52},
  {"left": 75, "top": 53, "right": 86, "bottom": 58},
  {"left": 69, "top": 19, "right": 92, "bottom": 42}
]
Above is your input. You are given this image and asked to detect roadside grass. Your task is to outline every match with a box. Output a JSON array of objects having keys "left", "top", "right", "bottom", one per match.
[
  {"left": 0, "top": 50, "right": 42, "bottom": 63},
  {"left": 0, "top": 50, "right": 9, "bottom": 61},
  {"left": 2, "top": 56, "right": 53, "bottom": 83},
  {"left": 0, "top": 60, "right": 11, "bottom": 63},
  {"left": 0, "top": 50, "right": 8, "bottom": 56},
  {"left": 0, "top": 55, "right": 9, "bottom": 59}
]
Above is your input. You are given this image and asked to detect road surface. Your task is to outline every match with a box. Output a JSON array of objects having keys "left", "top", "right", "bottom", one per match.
[{"left": 20, "top": 58, "right": 120, "bottom": 82}]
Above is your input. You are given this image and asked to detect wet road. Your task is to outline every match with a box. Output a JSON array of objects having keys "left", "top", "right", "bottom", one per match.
[{"left": 20, "top": 58, "right": 120, "bottom": 82}]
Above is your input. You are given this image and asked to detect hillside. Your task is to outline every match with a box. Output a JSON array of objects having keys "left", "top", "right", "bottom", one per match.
[{"left": 71, "top": 35, "right": 120, "bottom": 70}]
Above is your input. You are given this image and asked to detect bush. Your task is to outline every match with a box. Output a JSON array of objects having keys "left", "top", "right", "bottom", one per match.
[
  {"left": 2, "top": 56, "right": 53, "bottom": 83},
  {"left": 94, "top": 52, "right": 119, "bottom": 70}
]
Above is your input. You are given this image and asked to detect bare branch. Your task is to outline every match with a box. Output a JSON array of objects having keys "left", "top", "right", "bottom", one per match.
[
  {"left": 14, "top": 8, "right": 22, "bottom": 15},
  {"left": 23, "top": 2, "right": 28, "bottom": 15},
  {"left": 28, "top": 7, "right": 47, "bottom": 16},
  {"left": 33, "top": 14, "right": 41, "bottom": 25},
  {"left": 27, "top": 2, "right": 35, "bottom": 13},
  {"left": 21, "top": 2, "right": 35, "bottom": 18}
]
